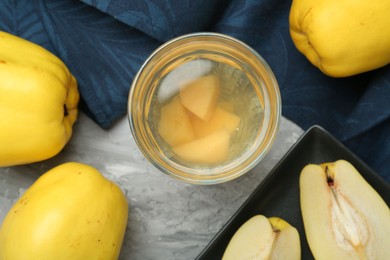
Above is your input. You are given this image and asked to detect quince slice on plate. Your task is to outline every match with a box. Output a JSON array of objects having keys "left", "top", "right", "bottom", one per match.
[{"left": 222, "top": 215, "right": 300, "bottom": 260}]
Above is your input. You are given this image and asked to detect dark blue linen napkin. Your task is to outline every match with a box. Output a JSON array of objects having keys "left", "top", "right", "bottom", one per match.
[{"left": 1, "top": 0, "right": 389, "bottom": 182}]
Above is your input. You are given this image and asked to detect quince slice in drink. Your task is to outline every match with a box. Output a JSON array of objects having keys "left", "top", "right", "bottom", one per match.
[
  {"left": 172, "top": 129, "right": 230, "bottom": 164},
  {"left": 157, "top": 97, "right": 195, "bottom": 147},
  {"left": 179, "top": 75, "right": 220, "bottom": 122},
  {"left": 190, "top": 106, "right": 241, "bottom": 138}
]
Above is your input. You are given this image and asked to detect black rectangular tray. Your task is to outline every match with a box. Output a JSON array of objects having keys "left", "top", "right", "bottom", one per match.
[{"left": 196, "top": 125, "right": 390, "bottom": 260}]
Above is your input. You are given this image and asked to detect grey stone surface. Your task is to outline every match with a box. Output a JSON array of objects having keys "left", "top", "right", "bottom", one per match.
[{"left": 0, "top": 112, "right": 303, "bottom": 260}]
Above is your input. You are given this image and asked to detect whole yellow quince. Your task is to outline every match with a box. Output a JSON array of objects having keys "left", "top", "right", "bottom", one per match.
[
  {"left": 0, "top": 31, "right": 79, "bottom": 166},
  {"left": 0, "top": 162, "right": 129, "bottom": 260},
  {"left": 289, "top": 0, "right": 390, "bottom": 77}
]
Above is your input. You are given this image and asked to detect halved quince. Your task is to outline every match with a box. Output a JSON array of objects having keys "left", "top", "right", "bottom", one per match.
[
  {"left": 222, "top": 215, "right": 300, "bottom": 260},
  {"left": 300, "top": 160, "right": 390, "bottom": 259},
  {"left": 268, "top": 217, "right": 301, "bottom": 260}
]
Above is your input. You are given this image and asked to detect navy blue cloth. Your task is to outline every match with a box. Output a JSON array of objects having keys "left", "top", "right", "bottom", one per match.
[{"left": 1, "top": 0, "right": 389, "bottom": 183}]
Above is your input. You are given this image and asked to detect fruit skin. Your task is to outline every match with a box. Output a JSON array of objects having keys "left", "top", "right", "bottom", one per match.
[
  {"left": 0, "top": 31, "right": 79, "bottom": 166},
  {"left": 300, "top": 160, "right": 390, "bottom": 260},
  {"left": 289, "top": 0, "right": 390, "bottom": 77},
  {"left": 0, "top": 162, "right": 128, "bottom": 260},
  {"left": 222, "top": 215, "right": 300, "bottom": 260}
]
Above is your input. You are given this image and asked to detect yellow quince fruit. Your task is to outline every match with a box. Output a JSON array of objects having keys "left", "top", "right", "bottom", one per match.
[
  {"left": 289, "top": 0, "right": 390, "bottom": 77},
  {"left": 0, "top": 31, "right": 79, "bottom": 166},
  {"left": 0, "top": 162, "right": 129, "bottom": 260}
]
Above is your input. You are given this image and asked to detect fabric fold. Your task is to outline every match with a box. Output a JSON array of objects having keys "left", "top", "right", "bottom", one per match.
[{"left": 80, "top": 0, "right": 228, "bottom": 42}]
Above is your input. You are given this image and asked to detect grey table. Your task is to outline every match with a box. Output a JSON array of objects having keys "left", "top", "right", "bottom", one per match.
[{"left": 0, "top": 112, "right": 303, "bottom": 260}]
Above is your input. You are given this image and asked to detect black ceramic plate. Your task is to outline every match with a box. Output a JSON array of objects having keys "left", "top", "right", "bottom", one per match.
[{"left": 196, "top": 125, "right": 390, "bottom": 260}]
